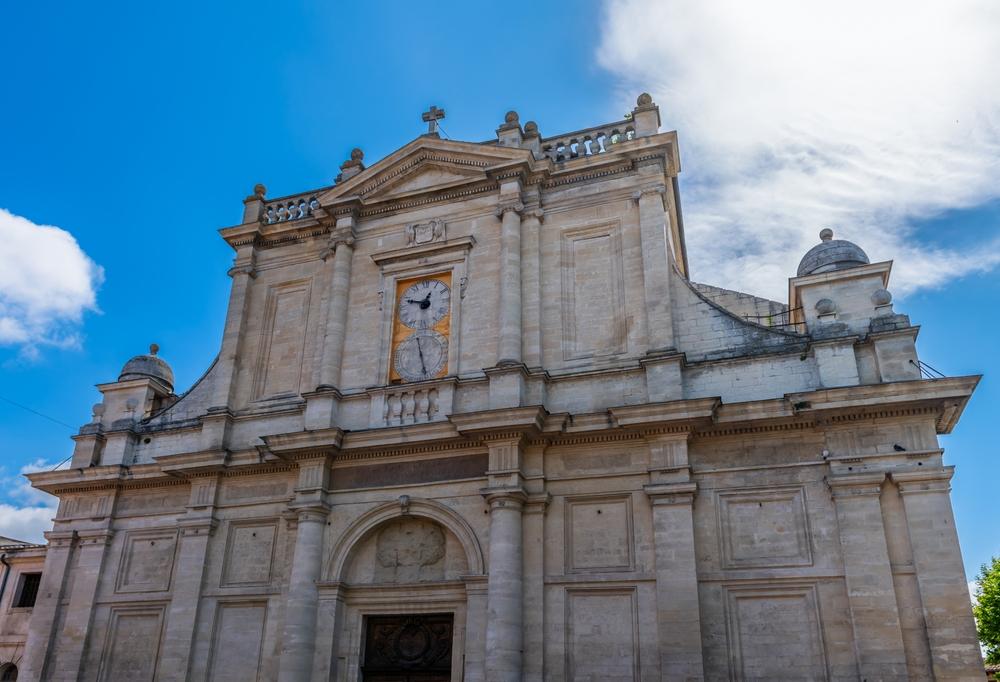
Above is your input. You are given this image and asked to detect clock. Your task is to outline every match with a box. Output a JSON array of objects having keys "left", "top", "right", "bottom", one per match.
[
  {"left": 398, "top": 279, "right": 451, "bottom": 329},
  {"left": 389, "top": 272, "right": 453, "bottom": 383},
  {"left": 393, "top": 330, "right": 448, "bottom": 382}
]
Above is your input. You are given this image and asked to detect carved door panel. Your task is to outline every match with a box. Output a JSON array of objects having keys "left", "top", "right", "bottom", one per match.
[{"left": 362, "top": 613, "right": 453, "bottom": 682}]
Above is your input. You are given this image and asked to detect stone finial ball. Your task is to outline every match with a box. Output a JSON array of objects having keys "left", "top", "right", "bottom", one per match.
[
  {"left": 504, "top": 110, "right": 519, "bottom": 124},
  {"left": 350, "top": 148, "right": 364, "bottom": 161},
  {"left": 637, "top": 92, "right": 653, "bottom": 106},
  {"left": 871, "top": 288, "right": 893, "bottom": 306},
  {"left": 819, "top": 228, "right": 834, "bottom": 241},
  {"left": 253, "top": 183, "right": 266, "bottom": 198},
  {"left": 149, "top": 343, "right": 159, "bottom": 356},
  {"left": 815, "top": 298, "right": 836, "bottom": 315},
  {"left": 524, "top": 121, "right": 538, "bottom": 134}
]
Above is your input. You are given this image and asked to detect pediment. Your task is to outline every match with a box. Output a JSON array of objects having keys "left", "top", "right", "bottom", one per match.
[{"left": 318, "top": 137, "right": 534, "bottom": 207}]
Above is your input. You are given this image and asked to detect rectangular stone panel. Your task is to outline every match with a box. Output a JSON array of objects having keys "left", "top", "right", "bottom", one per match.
[
  {"left": 561, "top": 223, "right": 626, "bottom": 360},
  {"left": 565, "top": 495, "right": 634, "bottom": 573},
  {"left": 97, "top": 606, "right": 164, "bottom": 682},
  {"left": 221, "top": 521, "right": 278, "bottom": 586},
  {"left": 717, "top": 486, "right": 812, "bottom": 569},
  {"left": 116, "top": 530, "right": 178, "bottom": 593},
  {"left": 207, "top": 601, "right": 268, "bottom": 682},
  {"left": 724, "top": 583, "right": 828, "bottom": 680},
  {"left": 252, "top": 280, "right": 311, "bottom": 399},
  {"left": 566, "top": 588, "right": 639, "bottom": 681},
  {"left": 333, "top": 453, "right": 487, "bottom": 490}
]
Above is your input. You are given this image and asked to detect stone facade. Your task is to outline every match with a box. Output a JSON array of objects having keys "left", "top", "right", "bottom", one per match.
[
  {"left": 19, "top": 95, "right": 985, "bottom": 680},
  {"left": 0, "top": 537, "right": 46, "bottom": 679}
]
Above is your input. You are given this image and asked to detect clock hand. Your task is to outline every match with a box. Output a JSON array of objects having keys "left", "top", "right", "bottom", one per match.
[
  {"left": 420, "top": 292, "right": 432, "bottom": 310},
  {"left": 416, "top": 337, "right": 428, "bottom": 375}
]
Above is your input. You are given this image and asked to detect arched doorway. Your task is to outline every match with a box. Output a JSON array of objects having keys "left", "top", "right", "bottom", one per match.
[
  {"left": 319, "top": 499, "right": 487, "bottom": 682},
  {"left": 0, "top": 663, "right": 18, "bottom": 681}
]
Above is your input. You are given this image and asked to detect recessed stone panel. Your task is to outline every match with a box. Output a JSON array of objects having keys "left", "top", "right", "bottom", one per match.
[
  {"left": 724, "top": 583, "right": 827, "bottom": 680},
  {"left": 207, "top": 602, "right": 268, "bottom": 682},
  {"left": 561, "top": 223, "right": 626, "bottom": 360},
  {"left": 221, "top": 521, "right": 278, "bottom": 586},
  {"left": 116, "top": 530, "right": 178, "bottom": 593},
  {"left": 252, "top": 280, "right": 311, "bottom": 399},
  {"left": 565, "top": 495, "right": 634, "bottom": 573},
  {"left": 566, "top": 588, "right": 639, "bottom": 681},
  {"left": 97, "top": 606, "right": 164, "bottom": 682},
  {"left": 717, "top": 486, "right": 812, "bottom": 569}
]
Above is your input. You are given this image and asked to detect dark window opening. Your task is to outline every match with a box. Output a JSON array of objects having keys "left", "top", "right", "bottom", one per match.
[
  {"left": 0, "top": 663, "right": 17, "bottom": 680},
  {"left": 14, "top": 573, "right": 41, "bottom": 608}
]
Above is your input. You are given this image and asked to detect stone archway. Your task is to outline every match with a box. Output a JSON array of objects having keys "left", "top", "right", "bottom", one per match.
[{"left": 317, "top": 498, "right": 486, "bottom": 682}]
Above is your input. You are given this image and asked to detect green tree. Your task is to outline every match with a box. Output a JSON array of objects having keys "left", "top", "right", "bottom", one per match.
[{"left": 974, "top": 556, "right": 1000, "bottom": 664}]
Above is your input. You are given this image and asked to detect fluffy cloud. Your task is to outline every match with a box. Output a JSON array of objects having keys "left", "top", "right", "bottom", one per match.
[
  {"left": 598, "top": 0, "right": 1000, "bottom": 299},
  {"left": 0, "top": 458, "right": 61, "bottom": 544},
  {"left": 0, "top": 208, "right": 103, "bottom": 355}
]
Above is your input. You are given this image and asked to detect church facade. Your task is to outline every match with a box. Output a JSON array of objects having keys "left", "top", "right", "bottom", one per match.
[{"left": 18, "top": 95, "right": 984, "bottom": 681}]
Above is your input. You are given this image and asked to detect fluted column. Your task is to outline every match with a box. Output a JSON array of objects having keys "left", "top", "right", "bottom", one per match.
[
  {"left": 483, "top": 489, "right": 525, "bottom": 682},
  {"left": 894, "top": 469, "right": 984, "bottom": 679},
  {"left": 634, "top": 184, "right": 675, "bottom": 352},
  {"left": 496, "top": 197, "right": 524, "bottom": 366},
  {"left": 318, "top": 218, "right": 356, "bottom": 389},
  {"left": 828, "top": 472, "right": 908, "bottom": 680},
  {"left": 20, "top": 530, "right": 75, "bottom": 681},
  {"left": 277, "top": 504, "right": 329, "bottom": 682}
]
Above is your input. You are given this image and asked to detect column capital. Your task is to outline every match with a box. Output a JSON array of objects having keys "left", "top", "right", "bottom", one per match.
[
  {"left": 495, "top": 199, "right": 524, "bottom": 218},
  {"left": 644, "top": 481, "right": 697, "bottom": 506},
  {"left": 288, "top": 503, "right": 331, "bottom": 524},
  {"left": 632, "top": 182, "right": 667, "bottom": 202},
  {"left": 892, "top": 467, "right": 954, "bottom": 495},
  {"left": 75, "top": 528, "right": 115, "bottom": 546},
  {"left": 481, "top": 487, "right": 527, "bottom": 511},
  {"left": 227, "top": 262, "right": 257, "bottom": 278},
  {"left": 523, "top": 491, "right": 551, "bottom": 515},
  {"left": 827, "top": 471, "right": 887, "bottom": 498},
  {"left": 43, "top": 529, "right": 77, "bottom": 547},
  {"left": 177, "top": 518, "right": 218, "bottom": 536}
]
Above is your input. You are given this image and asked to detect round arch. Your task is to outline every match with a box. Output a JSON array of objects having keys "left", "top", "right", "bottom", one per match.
[{"left": 325, "top": 497, "right": 485, "bottom": 582}]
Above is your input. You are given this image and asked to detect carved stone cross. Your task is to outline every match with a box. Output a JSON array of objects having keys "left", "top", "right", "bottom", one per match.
[{"left": 421, "top": 105, "right": 446, "bottom": 135}]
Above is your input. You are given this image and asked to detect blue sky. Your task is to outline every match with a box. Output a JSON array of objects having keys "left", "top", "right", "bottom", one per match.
[{"left": 1, "top": 1, "right": 997, "bottom": 581}]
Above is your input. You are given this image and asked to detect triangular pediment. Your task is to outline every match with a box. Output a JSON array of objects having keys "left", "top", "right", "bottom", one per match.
[{"left": 318, "top": 136, "right": 535, "bottom": 206}]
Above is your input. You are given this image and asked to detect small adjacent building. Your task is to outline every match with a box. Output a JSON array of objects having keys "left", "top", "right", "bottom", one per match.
[
  {"left": 18, "top": 95, "right": 985, "bottom": 680},
  {"left": 0, "top": 537, "right": 46, "bottom": 680}
]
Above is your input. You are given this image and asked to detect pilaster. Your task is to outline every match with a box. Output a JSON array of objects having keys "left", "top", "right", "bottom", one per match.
[
  {"left": 19, "top": 530, "right": 76, "bottom": 681},
  {"left": 520, "top": 192, "right": 543, "bottom": 367},
  {"left": 522, "top": 492, "right": 550, "bottom": 682},
  {"left": 51, "top": 527, "right": 115, "bottom": 681},
  {"left": 158, "top": 475, "right": 220, "bottom": 682},
  {"left": 634, "top": 183, "right": 676, "bottom": 352},
  {"left": 827, "top": 472, "right": 908, "bottom": 680},
  {"left": 643, "top": 430, "right": 704, "bottom": 680},
  {"left": 277, "top": 453, "right": 333, "bottom": 682},
  {"left": 495, "top": 184, "right": 524, "bottom": 366},
  {"left": 210, "top": 245, "right": 256, "bottom": 410},
  {"left": 893, "top": 469, "right": 984, "bottom": 679}
]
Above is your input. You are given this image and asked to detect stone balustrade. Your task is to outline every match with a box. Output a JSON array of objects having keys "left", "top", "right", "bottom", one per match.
[
  {"left": 367, "top": 381, "right": 456, "bottom": 428},
  {"left": 263, "top": 193, "right": 320, "bottom": 224},
  {"left": 541, "top": 121, "right": 636, "bottom": 162}
]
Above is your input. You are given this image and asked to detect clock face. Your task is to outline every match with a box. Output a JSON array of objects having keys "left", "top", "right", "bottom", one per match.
[
  {"left": 398, "top": 279, "right": 451, "bottom": 329},
  {"left": 393, "top": 330, "right": 448, "bottom": 382}
]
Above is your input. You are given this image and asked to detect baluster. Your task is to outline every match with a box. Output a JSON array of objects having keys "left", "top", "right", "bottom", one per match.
[
  {"left": 308, "top": 196, "right": 318, "bottom": 213},
  {"left": 416, "top": 390, "right": 430, "bottom": 422},
  {"left": 402, "top": 392, "right": 416, "bottom": 424},
  {"left": 388, "top": 394, "right": 402, "bottom": 425},
  {"left": 428, "top": 389, "right": 439, "bottom": 420},
  {"left": 569, "top": 138, "right": 579, "bottom": 158}
]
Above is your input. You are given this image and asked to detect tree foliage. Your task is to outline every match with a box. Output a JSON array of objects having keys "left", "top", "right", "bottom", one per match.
[{"left": 974, "top": 555, "right": 1000, "bottom": 664}]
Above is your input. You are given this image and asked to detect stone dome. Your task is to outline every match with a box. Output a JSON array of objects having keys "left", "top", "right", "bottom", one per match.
[
  {"left": 797, "top": 228, "right": 870, "bottom": 277},
  {"left": 118, "top": 343, "right": 174, "bottom": 391}
]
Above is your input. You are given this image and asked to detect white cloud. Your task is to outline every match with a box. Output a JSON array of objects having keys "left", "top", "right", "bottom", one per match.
[
  {"left": 0, "top": 458, "right": 62, "bottom": 545},
  {"left": 0, "top": 208, "right": 103, "bottom": 354},
  {"left": 598, "top": 0, "right": 1000, "bottom": 299}
]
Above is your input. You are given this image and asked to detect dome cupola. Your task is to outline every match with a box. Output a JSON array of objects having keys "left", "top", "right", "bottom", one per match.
[
  {"left": 797, "top": 228, "right": 870, "bottom": 277},
  {"left": 118, "top": 343, "right": 174, "bottom": 392}
]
